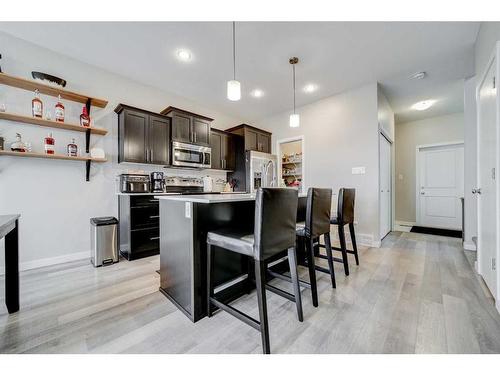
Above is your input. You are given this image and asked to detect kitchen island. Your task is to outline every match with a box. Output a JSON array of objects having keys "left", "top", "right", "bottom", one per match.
[{"left": 156, "top": 193, "right": 306, "bottom": 322}]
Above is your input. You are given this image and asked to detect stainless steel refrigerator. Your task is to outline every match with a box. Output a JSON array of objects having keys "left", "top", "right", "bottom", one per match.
[{"left": 229, "top": 141, "right": 277, "bottom": 193}]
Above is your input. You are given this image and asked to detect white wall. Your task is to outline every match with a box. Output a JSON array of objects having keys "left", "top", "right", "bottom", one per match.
[
  {"left": 463, "top": 76, "right": 478, "bottom": 250},
  {"left": 256, "top": 83, "right": 381, "bottom": 247},
  {"left": 395, "top": 112, "right": 465, "bottom": 223},
  {"left": 475, "top": 23, "right": 500, "bottom": 78},
  {"left": 0, "top": 32, "right": 245, "bottom": 273}
]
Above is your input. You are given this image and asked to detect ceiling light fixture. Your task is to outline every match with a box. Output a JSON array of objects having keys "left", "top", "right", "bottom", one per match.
[
  {"left": 289, "top": 57, "right": 300, "bottom": 128},
  {"left": 227, "top": 22, "right": 241, "bottom": 101},
  {"left": 251, "top": 89, "right": 264, "bottom": 98},
  {"left": 303, "top": 83, "right": 318, "bottom": 93},
  {"left": 411, "top": 100, "right": 436, "bottom": 111},
  {"left": 176, "top": 49, "right": 192, "bottom": 62}
]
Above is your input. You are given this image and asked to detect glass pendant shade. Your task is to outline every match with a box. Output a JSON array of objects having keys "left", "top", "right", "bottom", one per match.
[
  {"left": 289, "top": 113, "right": 300, "bottom": 128},
  {"left": 227, "top": 80, "right": 241, "bottom": 101}
]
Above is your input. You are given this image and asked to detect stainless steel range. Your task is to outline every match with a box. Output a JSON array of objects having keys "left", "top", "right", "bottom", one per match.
[{"left": 164, "top": 176, "right": 205, "bottom": 194}]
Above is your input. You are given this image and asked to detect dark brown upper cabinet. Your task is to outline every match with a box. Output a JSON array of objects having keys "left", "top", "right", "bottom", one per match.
[
  {"left": 225, "top": 124, "right": 272, "bottom": 154},
  {"left": 116, "top": 104, "right": 171, "bottom": 165},
  {"left": 210, "top": 128, "right": 235, "bottom": 171},
  {"left": 161, "top": 106, "right": 213, "bottom": 147}
]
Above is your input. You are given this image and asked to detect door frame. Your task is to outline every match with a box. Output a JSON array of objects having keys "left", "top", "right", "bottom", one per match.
[
  {"left": 476, "top": 42, "right": 500, "bottom": 311},
  {"left": 276, "top": 135, "right": 305, "bottom": 194},
  {"left": 379, "top": 131, "right": 393, "bottom": 240},
  {"left": 415, "top": 141, "right": 465, "bottom": 228}
]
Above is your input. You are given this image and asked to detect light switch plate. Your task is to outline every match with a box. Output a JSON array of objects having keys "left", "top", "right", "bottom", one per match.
[
  {"left": 185, "top": 202, "right": 191, "bottom": 219},
  {"left": 352, "top": 167, "right": 366, "bottom": 175}
]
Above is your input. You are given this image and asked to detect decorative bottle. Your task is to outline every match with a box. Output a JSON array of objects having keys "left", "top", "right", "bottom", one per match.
[
  {"left": 44, "top": 132, "right": 55, "bottom": 155},
  {"left": 55, "top": 94, "right": 65, "bottom": 122},
  {"left": 67, "top": 138, "right": 78, "bottom": 157},
  {"left": 80, "top": 106, "right": 90, "bottom": 128},
  {"left": 32, "top": 89, "right": 43, "bottom": 118}
]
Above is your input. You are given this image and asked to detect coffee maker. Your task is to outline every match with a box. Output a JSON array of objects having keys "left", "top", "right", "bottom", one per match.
[{"left": 150, "top": 172, "right": 165, "bottom": 193}]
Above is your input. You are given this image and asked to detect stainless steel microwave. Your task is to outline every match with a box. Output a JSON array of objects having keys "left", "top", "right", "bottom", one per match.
[{"left": 171, "top": 141, "right": 211, "bottom": 169}]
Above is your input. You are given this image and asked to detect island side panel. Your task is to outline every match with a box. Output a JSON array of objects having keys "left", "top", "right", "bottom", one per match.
[{"left": 160, "top": 200, "right": 194, "bottom": 319}]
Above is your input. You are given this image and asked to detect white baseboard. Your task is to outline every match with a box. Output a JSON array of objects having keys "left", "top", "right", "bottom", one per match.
[
  {"left": 329, "top": 231, "right": 380, "bottom": 248},
  {"left": 0, "top": 251, "right": 89, "bottom": 276},
  {"left": 463, "top": 241, "right": 477, "bottom": 251}
]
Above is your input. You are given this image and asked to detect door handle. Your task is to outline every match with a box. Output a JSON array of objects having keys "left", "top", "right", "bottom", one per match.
[
  {"left": 420, "top": 192, "right": 425, "bottom": 195},
  {"left": 472, "top": 188, "right": 482, "bottom": 195},
  {"left": 150, "top": 149, "right": 154, "bottom": 162}
]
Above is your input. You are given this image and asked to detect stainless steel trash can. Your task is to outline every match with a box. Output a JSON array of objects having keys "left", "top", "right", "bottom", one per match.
[{"left": 90, "top": 217, "right": 119, "bottom": 267}]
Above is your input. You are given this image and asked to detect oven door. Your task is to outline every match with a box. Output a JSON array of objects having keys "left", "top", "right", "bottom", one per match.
[{"left": 172, "top": 141, "right": 211, "bottom": 168}]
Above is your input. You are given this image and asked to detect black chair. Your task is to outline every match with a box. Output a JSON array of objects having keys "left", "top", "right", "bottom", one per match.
[
  {"left": 296, "top": 188, "right": 335, "bottom": 308},
  {"left": 317, "top": 188, "right": 358, "bottom": 276},
  {"left": 206, "top": 188, "right": 302, "bottom": 354}
]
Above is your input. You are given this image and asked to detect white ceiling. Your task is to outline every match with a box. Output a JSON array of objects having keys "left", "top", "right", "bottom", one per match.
[{"left": 0, "top": 22, "right": 480, "bottom": 122}]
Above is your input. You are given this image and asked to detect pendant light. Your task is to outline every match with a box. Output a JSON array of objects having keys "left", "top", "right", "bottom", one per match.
[
  {"left": 227, "top": 21, "right": 241, "bottom": 101},
  {"left": 289, "top": 57, "right": 300, "bottom": 127}
]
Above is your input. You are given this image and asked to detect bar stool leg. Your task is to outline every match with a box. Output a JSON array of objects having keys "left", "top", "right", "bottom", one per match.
[
  {"left": 338, "top": 224, "right": 350, "bottom": 276},
  {"left": 349, "top": 223, "right": 360, "bottom": 266},
  {"left": 287, "top": 247, "right": 303, "bottom": 322},
  {"left": 254, "top": 260, "right": 271, "bottom": 354},
  {"left": 306, "top": 238, "right": 319, "bottom": 307},
  {"left": 207, "top": 244, "right": 214, "bottom": 317},
  {"left": 324, "top": 232, "right": 336, "bottom": 289}
]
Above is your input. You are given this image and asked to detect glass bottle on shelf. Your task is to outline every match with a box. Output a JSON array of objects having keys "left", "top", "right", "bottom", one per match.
[
  {"left": 11, "top": 133, "right": 26, "bottom": 152},
  {"left": 80, "top": 106, "right": 90, "bottom": 128},
  {"left": 44, "top": 132, "right": 55, "bottom": 155},
  {"left": 32, "top": 89, "right": 43, "bottom": 118},
  {"left": 67, "top": 138, "right": 78, "bottom": 157},
  {"left": 55, "top": 94, "right": 65, "bottom": 123}
]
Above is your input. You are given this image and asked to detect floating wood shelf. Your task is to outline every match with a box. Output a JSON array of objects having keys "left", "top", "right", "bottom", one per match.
[
  {"left": 0, "top": 72, "right": 108, "bottom": 108},
  {"left": 0, "top": 150, "right": 107, "bottom": 181},
  {"left": 0, "top": 150, "right": 106, "bottom": 162},
  {"left": 0, "top": 112, "right": 108, "bottom": 135}
]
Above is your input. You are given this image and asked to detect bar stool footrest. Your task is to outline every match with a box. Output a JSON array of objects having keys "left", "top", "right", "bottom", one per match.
[
  {"left": 209, "top": 297, "right": 261, "bottom": 331},
  {"left": 265, "top": 284, "right": 296, "bottom": 302},
  {"left": 267, "top": 270, "right": 311, "bottom": 289}
]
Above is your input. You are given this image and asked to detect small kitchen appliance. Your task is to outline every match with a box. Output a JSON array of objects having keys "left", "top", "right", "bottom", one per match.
[
  {"left": 150, "top": 172, "right": 165, "bottom": 193},
  {"left": 120, "top": 174, "right": 150, "bottom": 193},
  {"left": 171, "top": 141, "right": 211, "bottom": 169}
]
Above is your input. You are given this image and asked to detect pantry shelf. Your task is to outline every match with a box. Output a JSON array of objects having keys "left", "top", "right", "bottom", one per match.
[
  {"left": 0, "top": 150, "right": 107, "bottom": 181},
  {"left": 0, "top": 112, "right": 108, "bottom": 135},
  {"left": 0, "top": 72, "right": 108, "bottom": 108}
]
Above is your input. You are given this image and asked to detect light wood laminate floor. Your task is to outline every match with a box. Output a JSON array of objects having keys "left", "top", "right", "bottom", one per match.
[{"left": 1, "top": 231, "right": 500, "bottom": 354}]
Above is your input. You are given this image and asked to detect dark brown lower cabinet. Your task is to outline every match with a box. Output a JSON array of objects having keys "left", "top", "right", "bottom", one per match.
[{"left": 119, "top": 195, "right": 160, "bottom": 260}]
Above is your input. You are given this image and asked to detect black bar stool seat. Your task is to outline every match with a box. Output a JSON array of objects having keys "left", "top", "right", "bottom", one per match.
[
  {"left": 206, "top": 188, "right": 303, "bottom": 354},
  {"left": 295, "top": 188, "right": 335, "bottom": 309},
  {"left": 316, "top": 188, "right": 359, "bottom": 276},
  {"left": 207, "top": 229, "right": 254, "bottom": 257}
]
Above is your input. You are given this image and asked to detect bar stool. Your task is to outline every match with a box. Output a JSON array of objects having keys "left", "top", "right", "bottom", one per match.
[
  {"left": 295, "top": 188, "right": 335, "bottom": 308},
  {"left": 317, "top": 188, "right": 358, "bottom": 276},
  {"left": 206, "top": 188, "right": 301, "bottom": 354}
]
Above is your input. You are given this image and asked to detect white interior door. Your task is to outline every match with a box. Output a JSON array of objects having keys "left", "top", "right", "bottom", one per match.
[
  {"left": 477, "top": 57, "right": 497, "bottom": 297},
  {"left": 379, "top": 134, "right": 392, "bottom": 239},
  {"left": 417, "top": 143, "right": 464, "bottom": 230}
]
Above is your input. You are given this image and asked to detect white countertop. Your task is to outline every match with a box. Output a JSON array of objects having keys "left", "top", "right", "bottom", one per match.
[
  {"left": 155, "top": 192, "right": 307, "bottom": 204},
  {"left": 116, "top": 192, "right": 181, "bottom": 196}
]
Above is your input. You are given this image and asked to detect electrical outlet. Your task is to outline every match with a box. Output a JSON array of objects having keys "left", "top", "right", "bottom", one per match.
[
  {"left": 185, "top": 202, "right": 191, "bottom": 219},
  {"left": 352, "top": 167, "right": 366, "bottom": 175},
  {"left": 493, "top": 258, "right": 496, "bottom": 271}
]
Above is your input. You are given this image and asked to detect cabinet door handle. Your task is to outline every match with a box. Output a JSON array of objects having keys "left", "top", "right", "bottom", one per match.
[
  {"left": 150, "top": 215, "right": 160, "bottom": 219},
  {"left": 194, "top": 133, "right": 197, "bottom": 143},
  {"left": 150, "top": 149, "right": 154, "bottom": 162},
  {"left": 150, "top": 236, "right": 160, "bottom": 241}
]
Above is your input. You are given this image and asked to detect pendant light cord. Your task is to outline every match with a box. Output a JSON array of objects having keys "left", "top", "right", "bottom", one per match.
[{"left": 232, "top": 21, "right": 236, "bottom": 80}]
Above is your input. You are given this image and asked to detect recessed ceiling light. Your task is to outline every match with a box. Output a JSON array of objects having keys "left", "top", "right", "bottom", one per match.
[
  {"left": 410, "top": 71, "right": 426, "bottom": 80},
  {"left": 303, "top": 83, "right": 318, "bottom": 93},
  {"left": 176, "top": 49, "right": 192, "bottom": 62},
  {"left": 251, "top": 89, "right": 264, "bottom": 98},
  {"left": 411, "top": 100, "right": 436, "bottom": 111}
]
